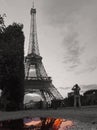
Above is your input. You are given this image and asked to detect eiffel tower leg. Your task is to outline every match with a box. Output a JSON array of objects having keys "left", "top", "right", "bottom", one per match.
[
  {"left": 45, "top": 92, "right": 50, "bottom": 107},
  {"left": 47, "top": 90, "right": 55, "bottom": 100},
  {"left": 26, "top": 65, "right": 30, "bottom": 79},
  {"left": 40, "top": 90, "right": 47, "bottom": 109},
  {"left": 46, "top": 92, "right": 55, "bottom": 108}
]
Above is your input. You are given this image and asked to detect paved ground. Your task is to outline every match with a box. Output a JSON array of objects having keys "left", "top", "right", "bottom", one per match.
[{"left": 0, "top": 106, "right": 97, "bottom": 123}]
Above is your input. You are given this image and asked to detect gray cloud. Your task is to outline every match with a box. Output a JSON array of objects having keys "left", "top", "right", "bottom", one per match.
[
  {"left": 40, "top": 0, "right": 97, "bottom": 73},
  {"left": 86, "top": 57, "right": 97, "bottom": 72},
  {"left": 40, "top": 0, "right": 96, "bottom": 27},
  {"left": 81, "top": 84, "right": 97, "bottom": 89},
  {"left": 78, "top": 56, "right": 97, "bottom": 73},
  {"left": 41, "top": 0, "right": 86, "bottom": 71},
  {"left": 59, "top": 86, "right": 70, "bottom": 90},
  {"left": 63, "top": 30, "right": 84, "bottom": 71}
]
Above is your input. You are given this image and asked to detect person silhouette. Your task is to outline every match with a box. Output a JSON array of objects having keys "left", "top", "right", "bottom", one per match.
[{"left": 72, "top": 84, "right": 81, "bottom": 108}]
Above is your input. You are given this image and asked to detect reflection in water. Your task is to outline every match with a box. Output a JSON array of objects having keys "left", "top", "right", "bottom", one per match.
[
  {"left": 0, "top": 117, "right": 74, "bottom": 130},
  {"left": 24, "top": 117, "right": 74, "bottom": 130}
]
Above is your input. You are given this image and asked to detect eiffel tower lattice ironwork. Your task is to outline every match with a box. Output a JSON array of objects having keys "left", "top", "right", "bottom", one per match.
[{"left": 24, "top": 4, "right": 63, "bottom": 105}]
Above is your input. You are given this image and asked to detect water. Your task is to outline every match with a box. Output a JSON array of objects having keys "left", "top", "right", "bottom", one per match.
[{"left": 0, "top": 117, "right": 97, "bottom": 130}]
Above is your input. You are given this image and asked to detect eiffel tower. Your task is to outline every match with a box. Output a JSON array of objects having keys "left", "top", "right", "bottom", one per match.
[{"left": 24, "top": 3, "right": 63, "bottom": 105}]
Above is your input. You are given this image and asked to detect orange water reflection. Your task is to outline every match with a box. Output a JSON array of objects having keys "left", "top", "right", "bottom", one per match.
[{"left": 24, "top": 117, "right": 74, "bottom": 130}]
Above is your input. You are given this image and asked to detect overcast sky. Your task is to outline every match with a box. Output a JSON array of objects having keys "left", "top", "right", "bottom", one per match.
[{"left": 0, "top": 0, "right": 97, "bottom": 97}]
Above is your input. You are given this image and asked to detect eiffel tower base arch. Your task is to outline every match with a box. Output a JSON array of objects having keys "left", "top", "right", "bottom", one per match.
[{"left": 24, "top": 79, "right": 63, "bottom": 109}]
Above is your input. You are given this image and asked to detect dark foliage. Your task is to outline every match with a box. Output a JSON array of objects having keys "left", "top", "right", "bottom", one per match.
[
  {"left": 0, "top": 14, "right": 6, "bottom": 33},
  {"left": 0, "top": 22, "right": 25, "bottom": 111},
  {"left": 83, "top": 89, "right": 97, "bottom": 105},
  {"left": 63, "top": 96, "right": 74, "bottom": 107},
  {"left": 84, "top": 89, "right": 97, "bottom": 95},
  {"left": 51, "top": 99, "right": 64, "bottom": 109}
]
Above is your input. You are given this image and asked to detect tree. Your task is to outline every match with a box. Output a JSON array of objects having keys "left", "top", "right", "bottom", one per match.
[
  {"left": 0, "top": 14, "right": 6, "bottom": 32},
  {"left": 0, "top": 22, "right": 25, "bottom": 111},
  {"left": 0, "top": 20, "right": 25, "bottom": 130}
]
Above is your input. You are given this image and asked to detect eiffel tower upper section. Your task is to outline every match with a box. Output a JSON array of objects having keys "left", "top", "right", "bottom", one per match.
[
  {"left": 28, "top": 2, "right": 40, "bottom": 56},
  {"left": 25, "top": 3, "right": 50, "bottom": 80}
]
